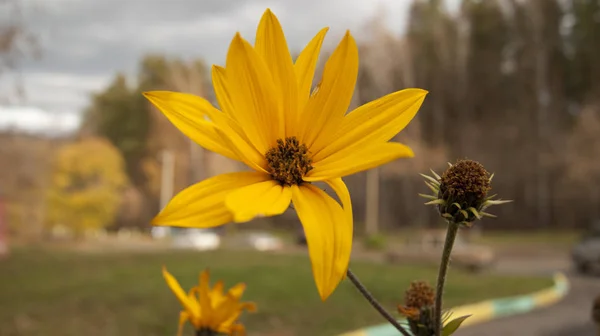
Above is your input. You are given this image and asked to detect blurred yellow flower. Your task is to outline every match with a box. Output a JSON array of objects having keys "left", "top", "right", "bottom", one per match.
[
  {"left": 145, "top": 9, "right": 427, "bottom": 300},
  {"left": 162, "top": 267, "right": 256, "bottom": 336}
]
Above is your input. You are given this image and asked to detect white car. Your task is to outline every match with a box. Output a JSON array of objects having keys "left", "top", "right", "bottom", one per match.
[{"left": 172, "top": 229, "right": 221, "bottom": 251}]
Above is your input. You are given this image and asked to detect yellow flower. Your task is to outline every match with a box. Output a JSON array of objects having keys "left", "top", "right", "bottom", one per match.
[
  {"left": 162, "top": 267, "right": 256, "bottom": 336},
  {"left": 145, "top": 9, "right": 427, "bottom": 300}
]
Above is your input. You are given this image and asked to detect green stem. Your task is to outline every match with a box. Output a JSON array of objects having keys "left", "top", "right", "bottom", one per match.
[
  {"left": 434, "top": 222, "right": 460, "bottom": 336},
  {"left": 346, "top": 269, "right": 411, "bottom": 336}
]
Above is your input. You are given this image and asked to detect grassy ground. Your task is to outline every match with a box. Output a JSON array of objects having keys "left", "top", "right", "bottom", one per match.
[{"left": 0, "top": 247, "right": 553, "bottom": 336}]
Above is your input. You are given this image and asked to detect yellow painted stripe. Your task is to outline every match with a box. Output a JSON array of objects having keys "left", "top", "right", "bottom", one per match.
[
  {"left": 338, "top": 331, "right": 368, "bottom": 336},
  {"left": 450, "top": 301, "right": 495, "bottom": 327}
]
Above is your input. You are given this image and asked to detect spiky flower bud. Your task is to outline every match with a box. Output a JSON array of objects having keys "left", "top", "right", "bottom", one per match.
[
  {"left": 398, "top": 281, "right": 436, "bottom": 336},
  {"left": 419, "top": 159, "right": 511, "bottom": 227},
  {"left": 398, "top": 281, "right": 472, "bottom": 336}
]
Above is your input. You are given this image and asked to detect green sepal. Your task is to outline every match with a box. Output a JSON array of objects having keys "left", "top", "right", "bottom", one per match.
[
  {"left": 425, "top": 199, "right": 446, "bottom": 206},
  {"left": 420, "top": 173, "right": 441, "bottom": 185},
  {"left": 425, "top": 181, "right": 439, "bottom": 194},
  {"left": 430, "top": 169, "right": 441, "bottom": 180},
  {"left": 419, "top": 193, "right": 438, "bottom": 200},
  {"left": 467, "top": 207, "right": 481, "bottom": 219},
  {"left": 442, "top": 315, "right": 472, "bottom": 336}
]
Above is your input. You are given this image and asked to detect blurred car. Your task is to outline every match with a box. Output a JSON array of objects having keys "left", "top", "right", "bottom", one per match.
[
  {"left": 385, "top": 230, "right": 495, "bottom": 272},
  {"left": 172, "top": 228, "right": 221, "bottom": 251},
  {"left": 297, "top": 227, "right": 307, "bottom": 246},
  {"left": 224, "top": 230, "right": 284, "bottom": 251},
  {"left": 246, "top": 232, "right": 283, "bottom": 251},
  {"left": 571, "top": 221, "right": 600, "bottom": 275}
]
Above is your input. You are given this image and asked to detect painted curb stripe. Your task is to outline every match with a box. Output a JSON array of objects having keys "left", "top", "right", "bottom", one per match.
[{"left": 339, "top": 272, "right": 569, "bottom": 336}]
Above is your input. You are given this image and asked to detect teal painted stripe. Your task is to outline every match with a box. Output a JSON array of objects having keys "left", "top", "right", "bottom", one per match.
[
  {"left": 492, "top": 297, "right": 536, "bottom": 317},
  {"left": 343, "top": 273, "right": 569, "bottom": 336}
]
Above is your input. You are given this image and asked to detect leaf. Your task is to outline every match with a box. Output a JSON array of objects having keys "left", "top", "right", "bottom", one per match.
[
  {"left": 442, "top": 315, "right": 472, "bottom": 336},
  {"left": 425, "top": 199, "right": 446, "bottom": 206}
]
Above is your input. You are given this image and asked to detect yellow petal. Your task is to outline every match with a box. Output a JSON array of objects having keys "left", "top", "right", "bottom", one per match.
[
  {"left": 177, "top": 311, "right": 190, "bottom": 336},
  {"left": 210, "top": 297, "right": 239, "bottom": 331},
  {"left": 291, "top": 184, "right": 351, "bottom": 301},
  {"left": 224, "top": 180, "right": 292, "bottom": 222},
  {"left": 239, "top": 301, "right": 257, "bottom": 313},
  {"left": 211, "top": 280, "right": 225, "bottom": 296},
  {"left": 313, "top": 88, "right": 428, "bottom": 162},
  {"left": 152, "top": 172, "right": 271, "bottom": 227},
  {"left": 325, "top": 178, "right": 353, "bottom": 230},
  {"left": 294, "top": 27, "right": 329, "bottom": 118},
  {"left": 255, "top": 9, "right": 297, "bottom": 137},
  {"left": 199, "top": 270, "right": 212, "bottom": 315},
  {"left": 143, "top": 91, "right": 238, "bottom": 161},
  {"left": 162, "top": 266, "right": 199, "bottom": 317},
  {"left": 230, "top": 324, "right": 247, "bottom": 336},
  {"left": 211, "top": 65, "right": 237, "bottom": 120},
  {"left": 226, "top": 33, "right": 279, "bottom": 152},
  {"left": 300, "top": 31, "right": 358, "bottom": 152},
  {"left": 227, "top": 283, "right": 246, "bottom": 300},
  {"left": 306, "top": 142, "right": 414, "bottom": 181},
  {"left": 211, "top": 116, "right": 269, "bottom": 173}
]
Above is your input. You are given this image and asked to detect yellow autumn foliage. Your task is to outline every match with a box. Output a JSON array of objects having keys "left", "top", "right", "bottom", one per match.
[{"left": 46, "top": 137, "right": 128, "bottom": 236}]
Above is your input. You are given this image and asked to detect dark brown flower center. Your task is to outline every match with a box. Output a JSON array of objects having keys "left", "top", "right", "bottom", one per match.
[
  {"left": 265, "top": 136, "right": 313, "bottom": 186},
  {"left": 439, "top": 159, "right": 491, "bottom": 211}
]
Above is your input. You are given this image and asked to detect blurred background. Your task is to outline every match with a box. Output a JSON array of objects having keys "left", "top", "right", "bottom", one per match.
[{"left": 0, "top": 0, "right": 599, "bottom": 335}]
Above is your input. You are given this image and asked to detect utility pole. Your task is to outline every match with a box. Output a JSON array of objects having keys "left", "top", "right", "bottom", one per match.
[
  {"left": 0, "top": 189, "right": 8, "bottom": 259},
  {"left": 165, "top": 61, "right": 207, "bottom": 185},
  {"left": 531, "top": 1, "right": 551, "bottom": 228},
  {"left": 153, "top": 149, "right": 175, "bottom": 239},
  {"left": 365, "top": 168, "right": 380, "bottom": 236}
]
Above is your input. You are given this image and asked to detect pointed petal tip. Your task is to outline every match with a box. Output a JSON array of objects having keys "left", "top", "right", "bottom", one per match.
[
  {"left": 263, "top": 8, "right": 276, "bottom": 18},
  {"left": 245, "top": 302, "right": 258, "bottom": 312},
  {"left": 150, "top": 214, "right": 166, "bottom": 226}
]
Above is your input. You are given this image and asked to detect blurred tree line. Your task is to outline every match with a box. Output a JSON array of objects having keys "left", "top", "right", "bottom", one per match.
[
  {"left": 81, "top": 55, "right": 241, "bottom": 231},
  {"left": 75, "top": 0, "right": 600, "bottom": 233},
  {"left": 354, "top": 0, "right": 600, "bottom": 231}
]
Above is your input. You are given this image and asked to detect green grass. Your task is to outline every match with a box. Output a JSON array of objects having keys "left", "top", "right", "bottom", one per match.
[{"left": 0, "top": 247, "right": 553, "bottom": 336}]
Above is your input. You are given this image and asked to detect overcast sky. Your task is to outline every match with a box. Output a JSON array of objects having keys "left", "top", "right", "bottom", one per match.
[{"left": 0, "top": 0, "right": 457, "bottom": 133}]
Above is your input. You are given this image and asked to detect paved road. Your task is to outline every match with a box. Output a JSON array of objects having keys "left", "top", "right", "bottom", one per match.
[{"left": 459, "top": 256, "right": 600, "bottom": 336}]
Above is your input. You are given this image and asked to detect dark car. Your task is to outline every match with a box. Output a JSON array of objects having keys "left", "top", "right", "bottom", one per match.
[
  {"left": 572, "top": 221, "right": 600, "bottom": 275},
  {"left": 296, "top": 227, "right": 307, "bottom": 246}
]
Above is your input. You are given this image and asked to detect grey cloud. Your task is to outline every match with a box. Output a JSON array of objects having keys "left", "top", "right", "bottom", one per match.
[{"left": 13, "top": 0, "right": 411, "bottom": 117}]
